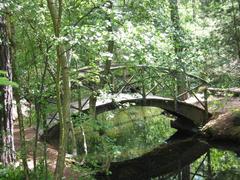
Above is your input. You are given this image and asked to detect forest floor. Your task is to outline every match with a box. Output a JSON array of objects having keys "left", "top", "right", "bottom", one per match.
[
  {"left": 186, "top": 94, "right": 240, "bottom": 115},
  {"left": 13, "top": 124, "right": 80, "bottom": 179}
]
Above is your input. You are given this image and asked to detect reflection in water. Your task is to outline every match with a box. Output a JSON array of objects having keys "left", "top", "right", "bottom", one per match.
[
  {"left": 78, "top": 107, "right": 176, "bottom": 162},
  {"left": 95, "top": 137, "right": 209, "bottom": 180},
  {"left": 73, "top": 107, "right": 240, "bottom": 179}
]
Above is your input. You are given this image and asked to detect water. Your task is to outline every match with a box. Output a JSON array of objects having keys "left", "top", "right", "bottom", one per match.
[
  {"left": 78, "top": 107, "right": 176, "bottom": 161},
  {"left": 73, "top": 106, "right": 240, "bottom": 179}
]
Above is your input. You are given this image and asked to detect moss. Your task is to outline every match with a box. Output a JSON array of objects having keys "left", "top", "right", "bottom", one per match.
[{"left": 231, "top": 108, "right": 240, "bottom": 114}]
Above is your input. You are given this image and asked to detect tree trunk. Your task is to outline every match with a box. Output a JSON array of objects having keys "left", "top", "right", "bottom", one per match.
[
  {"left": 192, "top": 0, "right": 196, "bottom": 20},
  {"left": 42, "top": 106, "right": 49, "bottom": 180},
  {"left": 47, "top": 1, "right": 71, "bottom": 179},
  {"left": 8, "top": 16, "right": 30, "bottom": 179},
  {"left": 89, "top": 93, "right": 97, "bottom": 119},
  {"left": 12, "top": 83, "right": 30, "bottom": 179},
  {"left": 33, "top": 98, "right": 41, "bottom": 173},
  {"left": 231, "top": 0, "right": 240, "bottom": 61},
  {"left": 68, "top": 121, "right": 77, "bottom": 155},
  {"left": 54, "top": 44, "right": 71, "bottom": 179},
  {"left": 169, "top": 0, "right": 188, "bottom": 100},
  {"left": 103, "top": 0, "right": 114, "bottom": 77},
  {"left": 91, "top": 0, "right": 114, "bottom": 120},
  {"left": 32, "top": 45, "right": 49, "bottom": 176},
  {"left": 238, "top": 0, "right": 240, "bottom": 14},
  {"left": 0, "top": 16, "right": 15, "bottom": 166}
]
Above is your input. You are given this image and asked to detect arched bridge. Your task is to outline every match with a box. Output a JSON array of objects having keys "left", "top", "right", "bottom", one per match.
[
  {"left": 46, "top": 64, "right": 211, "bottom": 136},
  {"left": 77, "top": 94, "right": 210, "bottom": 126},
  {"left": 45, "top": 64, "right": 217, "bottom": 180},
  {"left": 47, "top": 93, "right": 211, "bottom": 129}
]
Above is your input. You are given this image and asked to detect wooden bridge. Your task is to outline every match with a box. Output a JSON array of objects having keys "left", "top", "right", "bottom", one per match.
[
  {"left": 44, "top": 64, "right": 215, "bottom": 179},
  {"left": 48, "top": 64, "right": 210, "bottom": 128},
  {"left": 59, "top": 93, "right": 209, "bottom": 125}
]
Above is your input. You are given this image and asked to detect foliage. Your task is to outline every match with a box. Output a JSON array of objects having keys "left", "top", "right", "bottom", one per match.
[
  {"left": 0, "top": 71, "right": 18, "bottom": 87},
  {"left": 0, "top": 161, "right": 53, "bottom": 180},
  {"left": 74, "top": 107, "right": 175, "bottom": 163},
  {"left": 2, "top": 0, "right": 240, "bottom": 179},
  {"left": 0, "top": 165, "right": 25, "bottom": 180}
]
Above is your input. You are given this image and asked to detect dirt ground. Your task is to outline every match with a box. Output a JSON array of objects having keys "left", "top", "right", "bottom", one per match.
[{"left": 14, "top": 124, "right": 80, "bottom": 179}]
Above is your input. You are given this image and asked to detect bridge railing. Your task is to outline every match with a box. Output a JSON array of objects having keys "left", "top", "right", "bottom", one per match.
[{"left": 76, "top": 64, "right": 210, "bottom": 124}]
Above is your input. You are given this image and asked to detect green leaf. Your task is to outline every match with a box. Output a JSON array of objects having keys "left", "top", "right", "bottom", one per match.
[
  {"left": 0, "top": 77, "right": 18, "bottom": 87},
  {"left": 0, "top": 70, "right": 7, "bottom": 75}
]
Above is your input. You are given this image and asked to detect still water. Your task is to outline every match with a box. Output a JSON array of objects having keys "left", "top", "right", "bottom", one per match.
[{"left": 75, "top": 106, "right": 240, "bottom": 180}]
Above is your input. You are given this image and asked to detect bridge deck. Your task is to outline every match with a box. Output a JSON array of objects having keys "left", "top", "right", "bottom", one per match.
[{"left": 48, "top": 93, "right": 211, "bottom": 127}]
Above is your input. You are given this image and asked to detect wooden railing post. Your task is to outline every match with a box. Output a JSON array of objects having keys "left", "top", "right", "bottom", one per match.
[
  {"left": 141, "top": 67, "right": 146, "bottom": 104},
  {"left": 203, "top": 85, "right": 208, "bottom": 124},
  {"left": 110, "top": 72, "right": 114, "bottom": 94},
  {"left": 207, "top": 150, "right": 212, "bottom": 180},
  {"left": 78, "top": 85, "right": 82, "bottom": 111},
  {"left": 204, "top": 86, "right": 212, "bottom": 180},
  {"left": 174, "top": 77, "right": 178, "bottom": 112}
]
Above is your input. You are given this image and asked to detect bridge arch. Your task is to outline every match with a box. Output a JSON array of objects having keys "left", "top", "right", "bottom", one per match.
[{"left": 69, "top": 94, "right": 211, "bottom": 127}]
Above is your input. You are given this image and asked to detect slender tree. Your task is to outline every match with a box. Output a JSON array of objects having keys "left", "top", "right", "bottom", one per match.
[
  {"left": 103, "top": 0, "right": 114, "bottom": 76},
  {"left": 169, "top": 0, "right": 188, "bottom": 100},
  {"left": 231, "top": 0, "right": 240, "bottom": 61},
  {"left": 192, "top": 0, "right": 196, "bottom": 20},
  {"left": 89, "top": 0, "right": 114, "bottom": 120},
  {"left": 9, "top": 15, "right": 30, "bottom": 179},
  {"left": 169, "top": 1, "right": 189, "bottom": 178},
  {"left": 47, "top": 0, "right": 71, "bottom": 179}
]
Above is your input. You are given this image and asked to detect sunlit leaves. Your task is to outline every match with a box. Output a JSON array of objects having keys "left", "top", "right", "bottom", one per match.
[
  {"left": 0, "top": 77, "right": 18, "bottom": 87},
  {"left": 0, "top": 71, "right": 18, "bottom": 87}
]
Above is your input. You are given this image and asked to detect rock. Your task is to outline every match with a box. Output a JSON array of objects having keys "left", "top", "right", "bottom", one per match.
[{"left": 202, "top": 110, "right": 240, "bottom": 142}]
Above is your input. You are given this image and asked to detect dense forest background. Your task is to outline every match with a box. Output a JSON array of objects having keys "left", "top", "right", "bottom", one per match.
[{"left": 1, "top": 0, "right": 240, "bottom": 179}]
